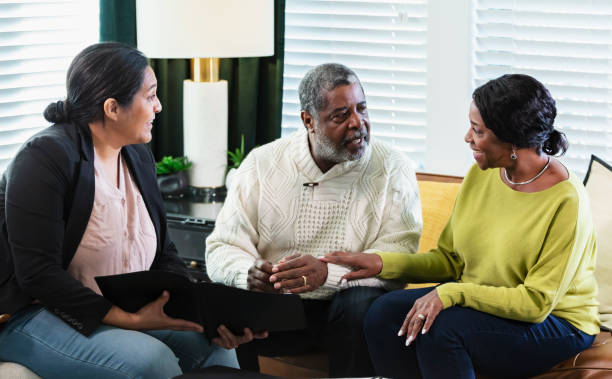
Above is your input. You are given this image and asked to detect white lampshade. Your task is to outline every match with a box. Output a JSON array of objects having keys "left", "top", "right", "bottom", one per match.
[
  {"left": 136, "top": 0, "right": 274, "bottom": 58},
  {"left": 135, "top": 0, "right": 274, "bottom": 189}
]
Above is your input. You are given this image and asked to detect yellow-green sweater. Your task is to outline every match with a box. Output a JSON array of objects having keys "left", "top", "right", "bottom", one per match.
[{"left": 379, "top": 164, "right": 600, "bottom": 335}]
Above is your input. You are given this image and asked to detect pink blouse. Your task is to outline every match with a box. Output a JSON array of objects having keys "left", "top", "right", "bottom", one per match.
[{"left": 68, "top": 150, "right": 157, "bottom": 294}]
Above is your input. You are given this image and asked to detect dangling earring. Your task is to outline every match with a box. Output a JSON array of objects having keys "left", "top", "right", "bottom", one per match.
[{"left": 510, "top": 147, "right": 517, "bottom": 160}]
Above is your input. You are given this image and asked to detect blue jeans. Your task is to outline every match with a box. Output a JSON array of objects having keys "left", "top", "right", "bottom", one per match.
[
  {"left": 364, "top": 287, "right": 595, "bottom": 379},
  {"left": 0, "top": 305, "right": 239, "bottom": 379}
]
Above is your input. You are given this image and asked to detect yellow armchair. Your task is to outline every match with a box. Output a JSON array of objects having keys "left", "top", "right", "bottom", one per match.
[
  {"left": 408, "top": 173, "right": 462, "bottom": 289},
  {"left": 415, "top": 173, "right": 462, "bottom": 253}
]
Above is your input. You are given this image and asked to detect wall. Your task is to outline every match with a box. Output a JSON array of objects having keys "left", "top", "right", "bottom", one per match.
[{"left": 424, "top": 0, "right": 473, "bottom": 176}]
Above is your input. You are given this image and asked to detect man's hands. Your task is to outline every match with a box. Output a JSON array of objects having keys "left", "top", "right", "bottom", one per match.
[
  {"left": 248, "top": 251, "right": 382, "bottom": 294},
  {"left": 268, "top": 254, "right": 328, "bottom": 294},
  {"left": 247, "top": 259, "right": 279, "bottom": 292},
  {"left": 212, "top": 325, "right": 268, "bottom": 349}
]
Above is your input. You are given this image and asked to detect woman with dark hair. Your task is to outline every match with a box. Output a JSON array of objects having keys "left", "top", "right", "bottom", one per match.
[
  {"left": 0, "top": 42, "right": 263, "bottom": 378},
  {"left": 322, "top": 74, "right": 599, "bottom": 378}
]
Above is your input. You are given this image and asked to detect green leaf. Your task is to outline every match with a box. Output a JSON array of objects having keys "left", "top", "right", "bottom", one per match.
[
  {"left": 156, "top": 155, "right": 192, "bottom": 175},
  {"left": 227, "top": 134, "right": 246, "bottom": 169}
]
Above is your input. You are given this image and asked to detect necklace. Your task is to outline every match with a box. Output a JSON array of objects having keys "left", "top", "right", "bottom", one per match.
[{"left": 504, "top": 156, "right": 551, "bottom": 186}]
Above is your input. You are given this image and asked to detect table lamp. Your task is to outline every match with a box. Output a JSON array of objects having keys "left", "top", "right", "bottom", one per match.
[{"left": 136, "top": 0, "right": 274, "bottom": 188}]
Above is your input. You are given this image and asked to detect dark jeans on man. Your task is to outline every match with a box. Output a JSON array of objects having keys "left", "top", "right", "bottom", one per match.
[
  {"left": 364, "top": 287, "right": 596, "bottom": 379},
  {"left": 237, "top": 286, "right": 386, "bottom": 377}
]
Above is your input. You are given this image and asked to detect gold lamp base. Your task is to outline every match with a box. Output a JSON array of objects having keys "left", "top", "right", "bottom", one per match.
[{"left": 191, "top": 58, "right": 220, "bottom": 82}]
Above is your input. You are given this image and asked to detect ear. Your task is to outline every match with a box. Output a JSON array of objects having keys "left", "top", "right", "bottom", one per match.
[
  {"left": 103, "top": 98, "right": 120, "bottom": 122},
  {"left": 301, "top": 110, "right": 315, "bottom": 133}
]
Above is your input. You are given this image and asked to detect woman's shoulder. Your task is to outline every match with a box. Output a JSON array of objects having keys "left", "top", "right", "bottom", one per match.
[
  {"left": 534, "top": 160, "right": 583, "bottom": 203},
  {"left": 13, "top": 123, "right": 81, "bottom": 166},
  {"left": 2, "top": 123, "right": 84, "bottom": 197}
]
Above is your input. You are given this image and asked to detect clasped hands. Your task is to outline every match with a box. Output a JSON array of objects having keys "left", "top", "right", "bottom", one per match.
[{"left": 247, "top": 254, "right": 328, "bottom": 294}]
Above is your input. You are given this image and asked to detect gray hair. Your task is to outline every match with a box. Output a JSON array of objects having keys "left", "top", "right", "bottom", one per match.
[{"left": 298, "top": 63, "right": 363, "bottom": 117}]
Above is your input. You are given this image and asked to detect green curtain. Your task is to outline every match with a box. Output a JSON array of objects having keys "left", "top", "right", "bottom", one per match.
[
  {"left": 99, "top": 0, "right": 136, "bottom": 46},
  {"left": 99, "top": 0, "right": 286, "bottom": 160}
]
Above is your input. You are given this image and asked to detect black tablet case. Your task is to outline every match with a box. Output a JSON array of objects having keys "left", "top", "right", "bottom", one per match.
[{"left": 95, "top": 270, "right": 306, "bottom": 339}]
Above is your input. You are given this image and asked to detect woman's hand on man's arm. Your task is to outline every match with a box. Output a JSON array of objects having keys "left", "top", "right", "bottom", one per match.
[{"left": 320, "top": 251, "right": 383, "bottom": 282}]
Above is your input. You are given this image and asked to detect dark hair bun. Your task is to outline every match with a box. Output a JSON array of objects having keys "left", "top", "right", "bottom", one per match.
[
  {"left": 472, "top": 74, "right": 568, "bottom": 156},
  {"left": 542, "top": 129, "right": 568, "bottom": 156},
  {"left": 43, "top": 100, "right": 69, "bottom": 123}
]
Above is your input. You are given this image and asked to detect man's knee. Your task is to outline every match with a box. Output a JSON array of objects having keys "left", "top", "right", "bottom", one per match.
[
  {"left": 328, "top": 286, "right": 386, "bottom": 337},
  {"left": 364, "top": 296, "right": 384, "bottom": 333},
  {"left": 364, "top": 291, "right": 404, "bottom": 339}
]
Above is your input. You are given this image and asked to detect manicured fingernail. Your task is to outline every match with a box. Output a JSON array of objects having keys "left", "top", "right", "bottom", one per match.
[
  {"left": 405, "top": 336, "right": 413, "bottom": 346},
  {"left": 341, "top": 278, "right": 347, "bottom": 286},
  {"left": 272, "top": 265, "right": 278, "bottom": 272},
  {"left": 397, "top": 329, "right": 404, "bottom": 336},
  {"left": 269, "top": 275, "right": 276, "bottom": 282},
  {"left": 422, "top": 328, "right": 427, "bottom": 334},
  {"left": 274, "top": 283, "right": 281, "bottom": 289}
]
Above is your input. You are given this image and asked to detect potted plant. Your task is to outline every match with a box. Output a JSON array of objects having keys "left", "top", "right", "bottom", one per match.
[
  {"left": 226, "top": 135, "right": 245, "bottom": 190},
  {"left": 156, "top": 155, "right": 192, "bottom": 198}
]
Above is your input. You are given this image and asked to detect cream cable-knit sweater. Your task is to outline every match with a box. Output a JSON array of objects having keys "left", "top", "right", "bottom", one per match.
[{"left": 205, "top": 128, "right": 422, "bottom": 299}]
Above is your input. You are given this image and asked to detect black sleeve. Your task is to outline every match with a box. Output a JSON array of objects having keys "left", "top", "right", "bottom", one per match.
[{"left": 6, "top": 135, "right": 112, "bottom": 335}]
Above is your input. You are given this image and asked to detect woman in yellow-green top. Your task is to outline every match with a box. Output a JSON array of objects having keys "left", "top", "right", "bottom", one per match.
[{"left": 322, "top": 74, "right": 599, "bottom": 379}]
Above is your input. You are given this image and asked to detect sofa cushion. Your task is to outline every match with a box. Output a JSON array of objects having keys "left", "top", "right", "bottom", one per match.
[
  {"left": 407, "top": 177, "right": 461, "bottom": 289},
  {"left": 416, "top": 179, "right": 462, "bottom": 253},
  {"left": 583, "top": 155, "right": 612, "bottom": 331}
]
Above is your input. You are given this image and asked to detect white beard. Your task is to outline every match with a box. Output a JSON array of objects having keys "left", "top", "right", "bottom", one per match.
[{"left": 312, "top": 125, "right": 369, "bottom": 164}]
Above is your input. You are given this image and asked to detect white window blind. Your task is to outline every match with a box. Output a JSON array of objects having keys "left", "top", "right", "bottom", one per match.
[
  {"left": 473, "top": 0, "right": 612, "bottom": 178},
  {"left": 282, "top": 0, "right": 428, "bottom": 170},
  {"left": 0, "top": 0, "right": 99, "bottom": 172}
]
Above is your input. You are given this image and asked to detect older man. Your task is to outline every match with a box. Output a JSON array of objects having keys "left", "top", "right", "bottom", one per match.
[{"left": 205, "top": 63, "right": 422, "bottom": 377}]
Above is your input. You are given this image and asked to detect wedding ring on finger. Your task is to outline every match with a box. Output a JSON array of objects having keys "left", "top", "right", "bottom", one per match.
[
  {"left": 302, "top": 275, "right": 308, "bottom": 286},
  {"left": 417, "top": 313, "right": 426, "bottom": 321}
]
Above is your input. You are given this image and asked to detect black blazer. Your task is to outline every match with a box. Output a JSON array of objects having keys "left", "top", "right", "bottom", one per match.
[{"left": 0, "top": 122, "right": 188, "bottom": 335}]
